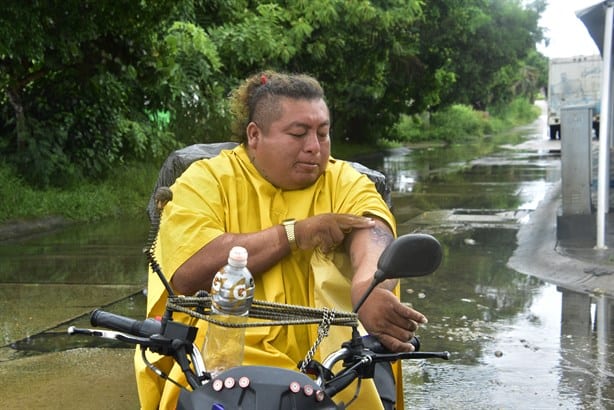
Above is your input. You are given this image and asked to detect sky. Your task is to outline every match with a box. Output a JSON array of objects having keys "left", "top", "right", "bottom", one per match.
[{"left": 538, "top": 0, "right": 602, "bottom": 58}]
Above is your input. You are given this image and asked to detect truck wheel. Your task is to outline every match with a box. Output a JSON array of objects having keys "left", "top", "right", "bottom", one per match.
[{"left": 549, "top": 125, "right": 560, "bottom": 140}]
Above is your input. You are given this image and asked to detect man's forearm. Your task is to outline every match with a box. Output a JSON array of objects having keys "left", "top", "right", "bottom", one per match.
[
  {"left": 171, "top": 225, "right": 290, "bottom": 295},
  {"left": 348, "top": 218, "right": 394, "bottom": 307}
]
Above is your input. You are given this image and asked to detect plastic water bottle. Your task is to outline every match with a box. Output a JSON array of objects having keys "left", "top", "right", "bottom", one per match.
[{"left": 202, "top": 246, "right": 255, "bottom": 378}]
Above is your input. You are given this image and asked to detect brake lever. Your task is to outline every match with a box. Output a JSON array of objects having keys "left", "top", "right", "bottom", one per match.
[
  {"left": 67, "top": 326, "right": 178, "bottom": 354},
  {"left": 372, "top": 351, "right": 451, "bottom": 361},
  {"left": 68, "top": 326, "right": 155, "bottom": 346}
]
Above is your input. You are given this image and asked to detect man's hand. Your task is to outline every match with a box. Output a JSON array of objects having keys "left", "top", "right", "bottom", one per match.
[
  {"left": 357, "top": 286, "right": 428, "bottom": 352},
  {"left": 295, "top": 213, "right": 375, "bottom": 253}
]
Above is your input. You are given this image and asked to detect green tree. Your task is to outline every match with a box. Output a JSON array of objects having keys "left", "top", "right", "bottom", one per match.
[
  {"left": 416, "top": 0, "right": 545, "bottom": 111},
  {"left": 285, "top": 0, "right": 425, "bottom": 143},
  {"left": 199, "top": 0, "right": 425, "bottom": 143},
  {"left": 0, "top": 0, "right": 222, "bottom": 186},
  {"left": 154, "top": 21, "right": 226, "bottom": 145}
]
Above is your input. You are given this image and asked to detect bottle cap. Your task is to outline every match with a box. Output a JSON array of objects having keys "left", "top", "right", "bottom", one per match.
[{"left": 228, "top": 246, "right": 248, "bottom": 267}]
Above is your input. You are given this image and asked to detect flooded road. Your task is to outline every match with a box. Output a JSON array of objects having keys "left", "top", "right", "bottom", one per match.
[
  {"left": 1, "top": 102, "right": 613, "bottom": 409},
  {"left": 353, "top": 101, "right": 613, "bottom": 409}
]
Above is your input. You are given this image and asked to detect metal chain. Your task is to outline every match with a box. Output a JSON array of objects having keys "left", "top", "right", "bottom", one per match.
[{"left": 299, "top": 308, "right": 334, "bottom": 373}]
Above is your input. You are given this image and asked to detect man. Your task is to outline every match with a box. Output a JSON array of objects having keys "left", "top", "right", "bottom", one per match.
[{"left": 136, "top": 71, "right": 427, "bottom": 409}]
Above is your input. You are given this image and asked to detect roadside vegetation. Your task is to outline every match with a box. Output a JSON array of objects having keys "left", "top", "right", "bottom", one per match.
[
  {"left": 0, "top": 0, "right": 549, "bottom": 224},
  {"left": 392, "top": 97, "right": 541, "bottom": 144},
  {"left": 0, "top": 160, "right": 157, "bottom": 223}
]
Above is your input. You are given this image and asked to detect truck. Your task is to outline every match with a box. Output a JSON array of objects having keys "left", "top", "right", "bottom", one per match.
[{"left": 547, "top": 55, "right": 602, "bottom": 140}]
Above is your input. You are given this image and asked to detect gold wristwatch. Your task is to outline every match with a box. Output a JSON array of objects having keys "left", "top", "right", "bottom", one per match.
[{"left": 282, "top": 219, "right": 297, "bottom": 250}]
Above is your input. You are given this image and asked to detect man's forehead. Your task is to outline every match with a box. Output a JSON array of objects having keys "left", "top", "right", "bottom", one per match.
[{"left": 278, "top": 98, "right": 329, "bottom": 122}]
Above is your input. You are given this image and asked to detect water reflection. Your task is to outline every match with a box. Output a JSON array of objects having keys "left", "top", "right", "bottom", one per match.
[
  {"left": 400, "top": 231, "right": 614, "bottom": 409},
  {"left": 5, "top": 292, "right": 145, "bottom": 359},
  {"left": 0, "top": 216, "right": 149, "bottom": 284},
  {"left": 370, "top": 134, "right": 614, "bottom": 408},
  {"left": 0, "top": 217, "right": 148, "bottom": 352}
]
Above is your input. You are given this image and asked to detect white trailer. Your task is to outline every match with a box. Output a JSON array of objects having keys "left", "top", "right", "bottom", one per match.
[{"left": 547, "top": 55, "right": 602, "bottom": 140}]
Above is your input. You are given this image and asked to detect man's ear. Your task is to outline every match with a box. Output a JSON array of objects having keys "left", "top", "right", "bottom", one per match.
[{"left": 246, "top": 122, "right": 260, "bottom": 148}]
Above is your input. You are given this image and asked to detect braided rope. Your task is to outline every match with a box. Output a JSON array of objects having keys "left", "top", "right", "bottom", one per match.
[{"left": 167, "top": 295, "right": 357, "bottom": 328}]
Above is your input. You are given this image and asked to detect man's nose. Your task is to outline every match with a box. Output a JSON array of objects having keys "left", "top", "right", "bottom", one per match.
[{"left": 303, "top": 131, "right": 321, "bottom": 153}]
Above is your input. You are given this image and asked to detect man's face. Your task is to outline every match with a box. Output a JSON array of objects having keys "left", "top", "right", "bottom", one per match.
[{"left": 247, "top": 97, "right": 331, "bottom": 190}]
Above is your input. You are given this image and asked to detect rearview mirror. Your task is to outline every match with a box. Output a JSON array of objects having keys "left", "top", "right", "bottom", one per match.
[
  {"left": 353, "top": 233, "right": 442, "bottom": 313},
  {"left": 375, "top": 233, "right": 442, "bottom": 282}
]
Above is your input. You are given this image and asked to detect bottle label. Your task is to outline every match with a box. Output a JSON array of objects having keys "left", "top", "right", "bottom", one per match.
[{"left": 211, "top": 271, "right": 254, "bottom": 315}]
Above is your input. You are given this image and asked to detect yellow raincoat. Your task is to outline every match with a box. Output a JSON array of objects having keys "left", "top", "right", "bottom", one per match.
[{"left": 135, "top": 144, "right": 404, "bottom": 409}]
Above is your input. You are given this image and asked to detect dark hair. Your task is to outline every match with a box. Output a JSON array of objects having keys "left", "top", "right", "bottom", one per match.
[{"left": 229, "top": 70, "right": 326, "bottom": 142}]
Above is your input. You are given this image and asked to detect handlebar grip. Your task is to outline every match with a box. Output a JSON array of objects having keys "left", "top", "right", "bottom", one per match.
[
  {"left": 90, "top": 309, "right": 162, "bottom": 338},
  {"left": 362, "top": 335, "right": 421, "bottom": 353},
  {"left": 324, "top": 369, "right": 358, "bottom": 398}
]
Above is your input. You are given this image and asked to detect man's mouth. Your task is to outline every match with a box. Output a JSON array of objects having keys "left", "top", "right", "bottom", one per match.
[{"left": 296, "top": 161, "right": 319, "bottom": 170}]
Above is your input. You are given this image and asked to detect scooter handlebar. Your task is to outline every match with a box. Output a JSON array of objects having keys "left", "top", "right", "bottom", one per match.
[{"left": 90, "top": 309, "right": 162, "bottom": 338}]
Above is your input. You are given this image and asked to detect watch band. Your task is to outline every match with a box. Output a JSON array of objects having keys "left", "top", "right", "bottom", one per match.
[{"left": 282, "top": 219, "right": 297, "bottom": 250}]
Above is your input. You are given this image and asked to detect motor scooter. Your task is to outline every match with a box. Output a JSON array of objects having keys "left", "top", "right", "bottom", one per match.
[{"left": 68, "top": 188, "right": 450, "bottom": 409}]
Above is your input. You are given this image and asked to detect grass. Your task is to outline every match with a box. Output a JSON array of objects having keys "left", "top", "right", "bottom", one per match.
[
  {"left": 390, "top": 97, "right": 540, "bottom": 145},
  {"left": 0, "top": 161, "right": 159, "bottom": 224}
]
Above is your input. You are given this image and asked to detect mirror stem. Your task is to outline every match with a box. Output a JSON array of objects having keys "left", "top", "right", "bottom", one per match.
[{"left": 352, "top": 271, "right": 383, "bottom": 314}]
